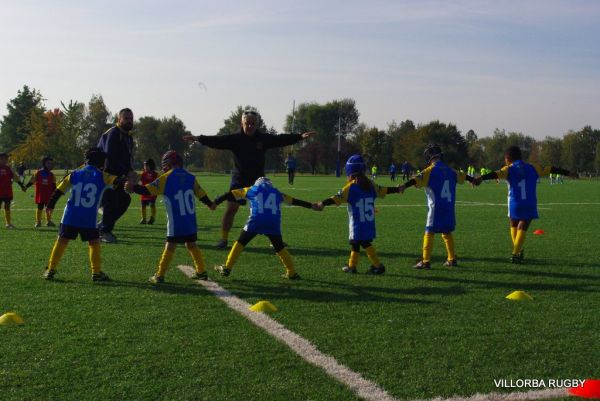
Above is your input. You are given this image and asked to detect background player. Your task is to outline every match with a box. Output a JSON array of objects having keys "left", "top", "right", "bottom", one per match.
[
  {"left": 0, "top": 152, "right": 18, "bottom": 228},
  {"left": 43, "top": 148, "right": 119, "bottom": 281},
  {"left": 399, "top": 144, "right": 474, "bottom": 269},
  {"left": 213, "top": 176, "right": 314, "bottom": 280},
  {"left": 473, "top": 145, "right": 576, "bottom": 263},
  {"left": 23, "top": 155, "right": 56, "bottom": 227},
  {"left": 316, "top": 154, "right": 400, "bottom": 275},
  {"left": 126, "top": 151, "right": 215, "bottom": 283},
  {"left": 139, "top": 158, "right": 158, "bottom": 224}
]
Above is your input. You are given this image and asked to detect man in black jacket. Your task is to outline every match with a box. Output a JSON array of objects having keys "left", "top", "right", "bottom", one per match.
[
  {"left": 97, "top": 108, "right": 136, "bottom": 243},
  {"left": 184, "top": 109, "right": 315, "bottom": 249}
]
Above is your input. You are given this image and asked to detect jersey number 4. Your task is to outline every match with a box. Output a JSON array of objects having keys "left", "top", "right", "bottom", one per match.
[{"left": 441, "top": 180, "right": 452, "bottom": 202}]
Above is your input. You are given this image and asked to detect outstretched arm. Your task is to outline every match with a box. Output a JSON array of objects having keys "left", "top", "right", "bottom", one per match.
[
  {"left": 282, "top": 194, "right": 314, "bottom": 209},
  {"left": 183, "top": 134, "right": 234, "bottom": 150}
]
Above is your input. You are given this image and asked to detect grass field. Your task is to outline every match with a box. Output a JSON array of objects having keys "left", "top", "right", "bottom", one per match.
[{"left": 1, "top": 174, "right": 599, "bottom": 401}]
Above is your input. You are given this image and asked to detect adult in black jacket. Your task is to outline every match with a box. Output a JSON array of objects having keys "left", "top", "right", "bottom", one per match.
[
  {"left": 97, "top": 108, "right": 136, "bottom": 243},
  {"left": 184, "top": 110, "right": 315, "bottom": 249}
]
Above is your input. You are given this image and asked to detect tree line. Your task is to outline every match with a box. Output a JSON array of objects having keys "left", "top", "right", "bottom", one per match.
[{"left": 1, "top": 85, "right": 599, "bottom": 175}]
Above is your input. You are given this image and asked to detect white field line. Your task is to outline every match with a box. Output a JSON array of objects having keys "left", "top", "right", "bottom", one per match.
[
  {"left": 178, "top": 265, "right": 569, "bottom": 401},
  {"left": 419, "top": 388, "right": 568, "bottom": 401},
  {"left": 177, "top": 264, "right": 401, "bottom": 401}
]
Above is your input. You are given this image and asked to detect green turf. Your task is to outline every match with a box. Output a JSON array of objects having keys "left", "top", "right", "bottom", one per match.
[{"left": 1, "top": 175, "right": 599, "bottom": 401}]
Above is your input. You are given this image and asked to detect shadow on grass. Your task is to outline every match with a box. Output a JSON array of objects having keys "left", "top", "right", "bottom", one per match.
[
  {"left": 48, "top": 278, "right": 213, "bottom": 297},
  {"left": 215, "top": 277, "right": 454, "bottom": 305},
  {"left": 402, "top": 273, "right": 599, "bottom": 293},
  {"left": 219, "top": 245, "right": 415, "bottom": 259}
]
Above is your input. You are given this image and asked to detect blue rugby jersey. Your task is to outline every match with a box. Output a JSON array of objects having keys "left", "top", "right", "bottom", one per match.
[
  {"left": 145, "top": 168, "right": 208, "bottom": 237},
  {"left": 329, "top": 181, "right": 390, "bottom": 241},
  {"left": 496, "top": 160, "right": 550, "bottom": 220},
  {"left": 58, "top": 165, "right": 116, "bottom": 229},
  {"left": 414, "top": 160, "right": 466, "bottom": 233}
]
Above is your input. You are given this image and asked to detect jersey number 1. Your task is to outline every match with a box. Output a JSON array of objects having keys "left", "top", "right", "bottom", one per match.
[{"left": 174, "top": 189, "right": 195, "bottom": 216}]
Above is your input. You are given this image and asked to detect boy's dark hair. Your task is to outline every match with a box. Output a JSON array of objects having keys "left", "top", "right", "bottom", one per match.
[
  {"left": 42, "top": 155, "right": 53, "bottom": 168},
  {"left": 84, "top": 147, "right": 107, "bottom": 168},
  {"left": 118, "top": 108, "right": 133, "bottom": 117},
  {"left": 505, "top": 146, "right": 522, "bottom": 161},
  {"left": 144, "top": 158, "right": 156, "bottom": 170}
]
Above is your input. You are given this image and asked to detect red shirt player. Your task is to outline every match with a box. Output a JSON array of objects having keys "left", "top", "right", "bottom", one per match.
[
  {"left": 0, "top": 152, "right": 17, "bottom": 228},
  {"left": 139, "top": 158, "right": 159, "bottom": 225},
  {"left": 24, "top": 156, "right": 56, "bottom": 227}
]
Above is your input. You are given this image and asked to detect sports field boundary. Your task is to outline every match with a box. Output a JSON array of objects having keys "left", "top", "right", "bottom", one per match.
[{"left": 177, "top": 265, "right": 570, "bottom": 401}]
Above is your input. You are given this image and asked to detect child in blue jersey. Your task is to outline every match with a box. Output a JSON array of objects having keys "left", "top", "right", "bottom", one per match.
[
  {"left": 126, "top": 151, "right": 215, "bottom": 283},
  {"left": 399, "top": 144, "right": 474, "bottom": 269},
  {"left": 43, "top": 148, "right": 120, "bottom": 281},
  {"left": 317, "top": 154, "right": 400, "bottom": 274},
  {"left": 213, "top": 177, "right": 315, "bottom": 279},
  {"left": 473, "top": 146, "right": 576, "bottom": 263}
]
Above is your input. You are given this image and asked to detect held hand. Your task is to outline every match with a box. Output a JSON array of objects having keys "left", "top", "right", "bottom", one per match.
[
  {"left": 183, "top": 135, "right": 197, "bottom": 142},
  {"left": 301, "top": 131, "right": 317, "bottom": 140},
  {"left": 124, "top": 181, "right": 134, "bottom": 193},
  {"left": 472, "top": 177, "right": 483, "bottom": 186},
  {"left": 46, "top": 208, "right": 53, "bottom": 214},
  {"left": 209, "top": 202, "right": 217, "bottom": 211},
  {"left": 397, "top": 184, "right": 406, "bottom": 194}
]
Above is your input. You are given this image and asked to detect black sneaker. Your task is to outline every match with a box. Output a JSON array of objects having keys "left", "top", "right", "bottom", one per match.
[
  {"left": 443, "top": 259, "right": 458, "bottom": 267},
  {"left": 139, "top": 219, "right": 147, "bottom": 225},
  {"left": 214, "top": 265, "right": 231, "bottom": 277},
  {"left": 92, "top": 272, "right": 111, "bottom": 282},
  {"left": 341, "top": 265, "right": 357, "bottom": 274},
  {"left": 43, "top": 268, "right": 56, "bottom": 280},
  {"left": 511, "top": 254, "right": 522, "bottom": 264},
  {"left": 46, "top": 221, "right": 56, "bottom": 227},
  {"left": 215, "top": 239, "right": 228, "bottom": 250},
  {"left": 366, "top": 264, "right": 386, "bottom": 275},
  {"left": 100, "top": 231, "right": 117, "bottom": 243},
  {"left": 414, "top": 260, "right": 431, "bottom": 269},
  {"left": 147, "top": 216, "right": 155, "bottom": 225},
  {"left": 518, "top": 250, "right": 524, "bottom": 261},
  {"left": 190, "top": 271, "right": 208, "bottom": 281}
]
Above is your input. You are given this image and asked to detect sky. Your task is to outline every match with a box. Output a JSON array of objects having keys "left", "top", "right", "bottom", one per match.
[{"left": 1, "top": 0, "right": 599, "bottom": 139}]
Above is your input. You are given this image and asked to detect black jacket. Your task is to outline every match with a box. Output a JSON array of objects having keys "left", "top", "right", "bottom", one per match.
[
  {"left": 197, "top": 131, "right": 302, "bottom": 186},
  {"left": 97, "top": 126, "right": 134, "bottom": 177}
]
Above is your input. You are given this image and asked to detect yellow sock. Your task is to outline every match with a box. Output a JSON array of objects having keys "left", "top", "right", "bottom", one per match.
[
  {"left": 48, "top": 239, "right": 68, "bottom": 270},
  {"left": 35, "top": 208, "right": 42, "bottom": 224},
  {"left": 141, "top": 205, "right": 147, "bottom": 220},
  {"left": 277, "top": 248, "right": 296, "bottom": 275},
  {"left": 45, "top": 209, "right": 52, "bottom": 223},
  {"left": 157, "top": 247, "right": 175, "bottom": 277},
  {"left": 221, "top": 229, "right": 229, "bottom": 241},
  {"left": 441, "top": 233, "right": 456, "bottom": 261},
  {"left": 88, "top": 243, "right": 102, "bottom": 274},
  {"left": 423, "top": 232, "right": 434, "bottom": 262},
  {"left": 513, "top": 229, "right": 527, "bottom": 255},
  {"left": 4, "top": 209, "right": 11, "bottom": 225},
  {"left": 151, "top": 205, "right": 156, "bottom": 218},
  {"left": 187, "top": 246, "right": 205, "bottom": 273},
  {"left": 365, "top": 245, "right": 381, "bottom": 267},
  {"left": 348, "top": 251, "right": 360, "bottom": 267},
  {"left": 510, "top": 226, "right": 518, "bottom": 244},
  {"left": 225, "top": 241, "right": 244, "bottom": 269}
]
